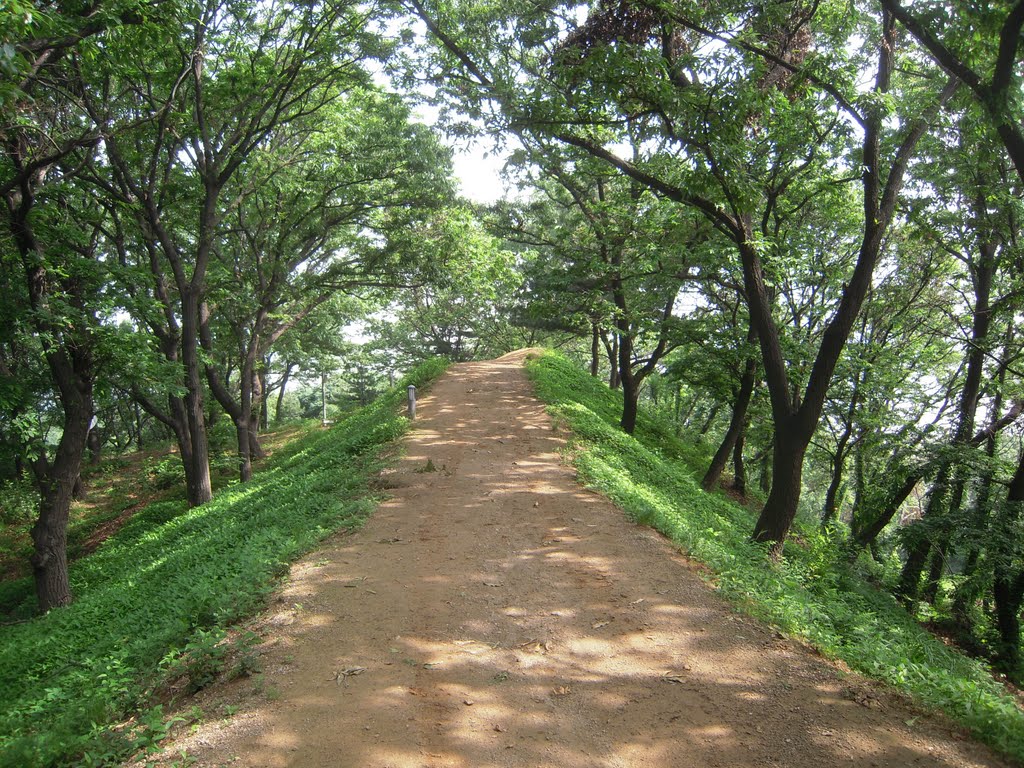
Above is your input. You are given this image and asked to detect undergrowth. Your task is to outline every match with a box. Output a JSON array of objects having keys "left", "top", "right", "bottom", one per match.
[
  {"left": 0, "top": 358, "right": 446, "bottom": 768},
  {"left": 526, "top": 350, "right": 1024, "bottom": 763}
]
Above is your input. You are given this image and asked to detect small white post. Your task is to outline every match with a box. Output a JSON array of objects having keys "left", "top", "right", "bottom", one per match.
[
  {"left": 321, "top": 373, "right": 328, "bottom": 426},
  {"left": 407, "top": 385, "right": 416, "bottom": 420}
]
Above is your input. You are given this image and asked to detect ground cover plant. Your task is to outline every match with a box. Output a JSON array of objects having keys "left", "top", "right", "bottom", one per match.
[
  {"left": 525, "top": 350, "right": 1024, "bottom": 762},
  {"left": 0, "top": 359, "right": 446, "bottom": 768}
]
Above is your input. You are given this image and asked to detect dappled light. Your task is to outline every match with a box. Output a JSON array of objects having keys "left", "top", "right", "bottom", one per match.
[{"left": 152, "top": 351, "right": 1007, "bottom": 768}]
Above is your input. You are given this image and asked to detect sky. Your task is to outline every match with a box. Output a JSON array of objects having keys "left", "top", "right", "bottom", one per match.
[{"left": 450, "top": 141, "right": 512, "bottom": 204}]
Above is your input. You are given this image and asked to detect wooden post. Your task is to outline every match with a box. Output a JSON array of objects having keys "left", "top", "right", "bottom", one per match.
[{"left": 407, "top": 385, "right": 416, "bottom": 420}]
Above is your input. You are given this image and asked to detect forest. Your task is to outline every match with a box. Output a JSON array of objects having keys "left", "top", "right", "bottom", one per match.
[{"left": 2, "top": 0, "right": 1024, "bottom": 762}]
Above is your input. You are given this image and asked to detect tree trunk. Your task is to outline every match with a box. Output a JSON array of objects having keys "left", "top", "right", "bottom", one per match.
[
  {"left": 87, "top": 427, "right": 102, "bottom": 465},
  {"left": 732, "top": 421, "right": 747, "bottom": 496},
  {"left": 590, "top": 322, "right": 600, "bottom": 377},
  {"left": 275, "top": 362, "right": 294, "bottom": 424},
  {"left": 822, "top": 379, "right": 860, "bottom": 528},
  {"left": 134, "top": 400, "right": 144, "bottom": 449},
  {"left": 993, "top": 571, "right": 1024, "bottom": 677},
  {"left": 620, "top": 380, "right": 640, "bottom": 434},
  {"left": 952, "top": 394, "right": 1003, "bottom": 623},
  {"left": 751, "top": 427, "right": 809, "bottom": 555},
  {"left": 699, "top": 405, "right": 721, "bottom": 435},
  {"left": 235, "top": 420, "right": 252, "bottom": 483},
  {"left": 821, "top": 449, "right": 846, "bottom": 527},
  {"left": 9, "top": 192, "right": 95, "bottom": 611},
  {"left": 609, "top": 334, "right": 620, "bottom": 389},
  {"left": 618, "top": 324, "right": 639, "bottom": 433},
  {"left": 29, "top": 381, "right": 93, "bottom": 611},
  {"left": 992, "top": 448, "right": 1024, "bottom": 675},
  {"left": 758, "top": 441, "right": 772, "bottom": 495},
  {"left": 703, "top": 352, "right": 756, "bottom": 491},
  {"left": 180, "top": 287, "right": 213, "bottom": 506},
  {"left": 258, "top": 362, "right": 269, "bottom": 431}
]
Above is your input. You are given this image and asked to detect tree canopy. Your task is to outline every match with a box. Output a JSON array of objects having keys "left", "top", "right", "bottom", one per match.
[{"left": 4, "top": 0, "right": 1024, "bottom": 700}]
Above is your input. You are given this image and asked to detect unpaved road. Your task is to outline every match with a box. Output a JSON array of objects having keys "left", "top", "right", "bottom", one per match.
[{"left": 153, "top": 350, "right": 1010, "bottom": 767}]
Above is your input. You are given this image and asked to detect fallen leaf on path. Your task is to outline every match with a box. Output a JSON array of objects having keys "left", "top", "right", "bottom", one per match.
[
  {"left": 516, "top": 640, "right": 549, "bottom": 653},
  {"left": 332, "top": 666, "right": 367, "bottom": 685},
  {"left": 552, "top": 686, "right": 572, "bottom": 696}
]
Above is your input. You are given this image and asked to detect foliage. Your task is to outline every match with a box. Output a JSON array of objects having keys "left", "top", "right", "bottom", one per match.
[
  {"left": 0, "top": 359, "right": 446, "bottom": 768},
  {"left": 526, "top": 350, "right": 1024, "bottom": 762},
  {"left": 368, "top": 207, "right": 526, "bottom": 363}
]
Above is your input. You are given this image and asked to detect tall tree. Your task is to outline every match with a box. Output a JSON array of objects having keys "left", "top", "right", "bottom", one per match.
[
  {"left": 82, "top": 0, "right": 389, "bottom": 504},
  {"left": 199, "top": 89, "right": 453, "bottom": 481},
  {"left": 407, "top": 0, "right": 960, "bottom": 550},
  {"left": 0, "top": 0, "right": 145, "bottom": 609}
]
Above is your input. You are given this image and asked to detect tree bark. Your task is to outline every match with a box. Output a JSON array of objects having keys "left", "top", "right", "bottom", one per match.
[
  {"left": 275, "top": 361, "right": 294, "bottom": 423},
  {"left": 702, "top": 347, "right": 756, "bottom": 491},
  {"left": 822, "top": 371, "right": 862, "bottom": 528},
  {"left": 897, "top": 216, "right": 995, "bottom": 601},
  {"left": 258, "top": 362, "right": 269, "bottom": 430},
  {"left": 180, "top": 287, "right": 214, "bottom": 504},
  {"left": 752, "top": 423, "right": 810, "bottom": 553},
  {"left": 7, "top": 175, "right": 96, "bottom": 611},
  {"left": 993, "top": 448, "right": 1024, "bottom": 674},
  {"left": 618, "top": 328, "right": 640, "bottom": 434},
  {"left": 732, "top": 423, "right": 747, "bottom": 496}
]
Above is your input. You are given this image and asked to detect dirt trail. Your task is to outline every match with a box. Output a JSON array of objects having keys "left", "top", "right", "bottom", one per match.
[{"left": 159, "top": 350, "right": 1010, "bottom": 768}]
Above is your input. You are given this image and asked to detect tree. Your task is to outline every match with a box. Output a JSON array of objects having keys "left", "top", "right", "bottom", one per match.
[
  {"left": 881, "top": 0, "right": 1024, "bottom": 185},
  {"left": 0, "top": 0, "right": 145, "bottom": 609},
  {"left": 407, "top": 0, "right": 963, "bottom": 550},
  {"left": 369, "top": 207, "right": 523, "bottom": 364},
  {"left": 82, "top": 0, "right": 391, "bottom": 504},
  {"left": 199, "top": 88, "right": 453, "bottom": 481}
]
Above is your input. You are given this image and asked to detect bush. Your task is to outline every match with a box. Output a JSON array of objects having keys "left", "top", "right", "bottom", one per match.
[{"left": 0, "top": 479, "right": 38, "bottom": 525}]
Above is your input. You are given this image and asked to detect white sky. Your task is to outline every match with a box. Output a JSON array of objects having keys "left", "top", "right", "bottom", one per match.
[{"left": 451, "top": 142, "right": 511, "bottom": 203}]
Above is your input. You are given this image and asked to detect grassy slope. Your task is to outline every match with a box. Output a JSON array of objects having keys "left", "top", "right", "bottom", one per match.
[
  {"left": 526, "top": 350, "right": 1024, "bottom": 763},
  {"left": 0, "top": 359, "right": 446, "bottom": 768}
]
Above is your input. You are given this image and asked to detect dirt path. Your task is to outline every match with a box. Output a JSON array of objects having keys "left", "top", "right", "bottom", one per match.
[{"left": 158, "top": 350, "right": 1011, "bottom": 768}]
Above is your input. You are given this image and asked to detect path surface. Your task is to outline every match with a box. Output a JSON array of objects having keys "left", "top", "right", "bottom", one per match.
[{"left": 157, "top": 351, "right": 1009, "bottom": 768}]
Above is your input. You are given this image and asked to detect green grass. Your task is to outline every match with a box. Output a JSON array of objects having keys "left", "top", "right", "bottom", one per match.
[
  {"left": 0, "top": 358, "right": 447, "bottom": 768},
  {"left": 526, "top": 350, "right": 1024, "bottom": 762}
]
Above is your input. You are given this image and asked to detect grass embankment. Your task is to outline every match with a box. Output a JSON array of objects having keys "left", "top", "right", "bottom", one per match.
[
  {"left": 0, "top": 359, "right": 446, "bottom": 768},
  {"left": 526, "top": 350, "right": 1024, "bottom": 763}
]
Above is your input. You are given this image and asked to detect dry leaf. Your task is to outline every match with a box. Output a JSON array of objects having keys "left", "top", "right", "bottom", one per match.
[{"left": 332, "top": 666, "right": 367, "bottom": 685}]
